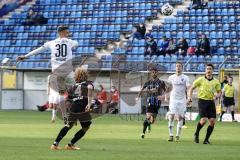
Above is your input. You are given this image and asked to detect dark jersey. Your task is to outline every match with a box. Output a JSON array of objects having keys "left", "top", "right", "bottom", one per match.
[
  {"left": 67, "top": 81, "right": 94, "bottom": 113},
  {"left": 142, "top": 78, "right": 166, "bottom": 106}
]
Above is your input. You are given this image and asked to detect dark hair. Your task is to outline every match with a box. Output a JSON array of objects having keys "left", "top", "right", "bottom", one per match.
[
  {"left": 149, "top": 66, "right": 157, "bottom": 71},
  {"left": 57, "top": 25, "right": 69, "bottom": 33},
  {"left": 176, "top": 61, "right": 183, "bottom": 67},
  {"left": 228, "top": 76, "right": 233, "bottom": 79},
  {"left": 206, "top": 63, "right": 214, "bottom": 70}
]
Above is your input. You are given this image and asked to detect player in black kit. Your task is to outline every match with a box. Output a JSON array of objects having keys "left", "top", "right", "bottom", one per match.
[
  {"left": 50, "top": 67, "right": 94, "bottom": 150},
  {"left": 136, "top": 67, "right": 168, "bottom": 139}
]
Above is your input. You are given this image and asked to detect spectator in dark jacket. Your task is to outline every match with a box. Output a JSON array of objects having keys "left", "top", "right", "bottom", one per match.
[
  {"left": 144, "top": 35, "right": 158, "bottom": 56},
  {"left": 177, "top": 37, "right": 188, "bottom": 56},
  {"left": 166, "top": 38, "right": 177, "bottom": 55},
  {"left": 22, "top": 8, "right": 47, "bottom": 25},
  {"left": 191, "top": 0, "right": 203, "bottom": 9},
  {"left": 127, "top": 23, "right": 146, "bottom": 41},
  {"left": 196, "top": 34, "right": 210, "bottom": 56},
  {"left": 159, "top": 36, "right": 169, "bottom": 55}
]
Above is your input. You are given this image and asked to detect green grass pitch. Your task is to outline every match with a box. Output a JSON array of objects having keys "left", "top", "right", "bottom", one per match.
[{"left": 0, "top": 110, "right": 239, "bottom": 160}]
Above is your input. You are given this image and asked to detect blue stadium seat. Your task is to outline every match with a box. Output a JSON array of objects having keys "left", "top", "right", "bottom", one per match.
[
  {"left": 189, "top": 39, "right": 197, "bottom": 46},
  {"left": 223, "top": 31, "right": 230, "bottom": 38},
  {"left": 224, "top": 39, "right": 231, "bottom": 47},
  {"left": 217, "top": 47, "right": 225, "bottom": 55},
  {"left": 210, "top": 39, "right": 217, "bottom": 47},
  {"left": 223, "top": 24, "right": 229, "bottom": 31},
  {"left": 197, "top": 63, "right": 205, "bottom": 72},
  {"left": 216, "top": 32, "right": 223, "bottom": 39}
]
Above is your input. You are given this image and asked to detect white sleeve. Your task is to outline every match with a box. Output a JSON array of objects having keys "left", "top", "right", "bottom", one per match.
[
  {"left": 25, "top": 42, "right": 50, "bottom": 58},
  {"left": 71, "top": 40, "right": 79, "bottom": 49}
]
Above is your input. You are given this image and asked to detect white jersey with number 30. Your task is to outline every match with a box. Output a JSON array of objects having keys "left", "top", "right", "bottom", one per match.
[{"left": 43, "top": 38, "right": 78, "bottom": 71}]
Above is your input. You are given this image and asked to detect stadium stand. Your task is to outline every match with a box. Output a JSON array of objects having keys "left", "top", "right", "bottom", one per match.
[{"left": 0, "top": 0, "right": 239, "bottom": 71}]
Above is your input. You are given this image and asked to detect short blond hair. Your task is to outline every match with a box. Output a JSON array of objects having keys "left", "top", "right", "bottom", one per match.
[{"left": 75, "top": 67, "right": 88, "bottom": 82}]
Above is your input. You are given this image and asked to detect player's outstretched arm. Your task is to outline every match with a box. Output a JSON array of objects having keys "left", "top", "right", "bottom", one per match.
[
  {"left": 16, "top": 46, "right": 47, "bottom": 61},
  {"left": 136, "top": 88, "right": 145, "bottom": 101}
]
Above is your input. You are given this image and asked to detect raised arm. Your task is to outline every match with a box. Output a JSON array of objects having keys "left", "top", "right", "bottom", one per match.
[{"left": 17, "top": 45, "right": 48, "bottom": 61}]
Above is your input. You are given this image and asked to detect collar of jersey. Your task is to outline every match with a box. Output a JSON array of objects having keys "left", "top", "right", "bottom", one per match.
[{"left": 204, "top": 76, "right": 213, "bottom": 81}]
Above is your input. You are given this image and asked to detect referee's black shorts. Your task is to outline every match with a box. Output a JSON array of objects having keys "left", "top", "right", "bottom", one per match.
[
  {"left": 223, "top": 96, "right": 235, "bottom": 107},
  {"left": 198, "top": 99, "right": 216, "bottom": 119}
]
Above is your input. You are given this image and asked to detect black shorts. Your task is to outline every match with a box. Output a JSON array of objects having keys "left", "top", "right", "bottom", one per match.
[
  {"left": 67, "top": 112, "right": 92, "bottom": 128},
  {"left": 223, "top": 97, "right": 235, "bottom": 107},
  {"left": 198, "top": 99, "right": 216, "bottom": 119},
  {"left": 146, "top": 101, "right": 161, "bottom": 117},
  {"left": 67, "top": 99, "right": 92, "bottom": 128}
]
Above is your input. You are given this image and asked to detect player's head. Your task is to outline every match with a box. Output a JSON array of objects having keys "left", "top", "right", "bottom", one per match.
[
  {"left": 224, "top": 75, "right": 228, "bottom": 80},
  {"left": 98, "top": 84, "right": 104, "bottom": 91},
  {"left": 228, "top": 76, "right": 233, "bottom": 84},
  {"left": 175, "top": 62, "right": 183, "bottom": 74},
  {"left": 111, "top": 86, "right": 116, "bottom": 92},
  {"left": 205, "top": 63, "right": 214, "bottom": 77},
  {"left": 57, "top": 25, "right": 70, "bottom": 38},
  {"left": 75, "top": 67, "right": 88, "bottom": 83},
  {"left": 201, "top": 33, "right": 207, "bottom": 39},
  {"left": 149, "top": 67, "right": 158, "bottom": 79}
]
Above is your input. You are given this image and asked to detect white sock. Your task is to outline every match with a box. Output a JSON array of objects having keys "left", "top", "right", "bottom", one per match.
[
  {"left": 168, "top": 118, "right": 174, "bottom": 137},
  {"left": 176, "top": 119, "right": 183, "bottom": 137},
  {"left": 52, "top": 109, "right": 56, "bottom": 120}
]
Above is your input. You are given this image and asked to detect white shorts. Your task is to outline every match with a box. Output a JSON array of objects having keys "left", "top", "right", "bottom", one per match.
[
  {"left": 50, "top": 71, "right": 75, "bottom": 93},
  {"left": 49, "top": 93, "right": 60, "bottom": 104},
  {"left": 169, "top": 99, "right": 186, "bottom": 117}
]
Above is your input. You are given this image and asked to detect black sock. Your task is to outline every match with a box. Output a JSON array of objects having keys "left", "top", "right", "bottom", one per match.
[
  {"left": 195, "top": 122, "right": 204, "bottom": 137},
  {"left": 70, "top": 129, "right": 86, "bottom": 145},
  {"left": 204, "top": 125, "right": 214, "bottom": 141},
  {"left": 54, "top": 126, "right": 70, "bottom": 145},
  {"left": 143, "top": 119, "right": 148, "bottom": 134},
  {"left": 148, "top": 122, "right": 151, "bottom": 128},
  {"left": 231, "top": 111, "right": 235, "bottom": 120},
  {"left": 220, "top": 111, "right": 225, "bottom": 120},
  {"left": 183, "top": 118, "right": 186, "bottom": 126}
]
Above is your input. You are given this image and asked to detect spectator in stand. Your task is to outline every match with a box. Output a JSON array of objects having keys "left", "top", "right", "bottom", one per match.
[
  {"left": 145, "top": 30, "right": 152, "bottom": 39},
  {"left": 96, "top": 84, "right": 108, "bottom": 113},
  {"left": 177, "top": 37, "right": 188, "bottom": 56},
  {"left": 166, "top": 38, "right": 177, "bottom": 55},
  {"left": 127, "top": 23, "right": 146, "bottom": 41},
  {"left": 191, "top": 0, "right": 203, "bottom": 9},
  {"left": 107, "top": 86, "right": 120, "bottom": 114},
  {"left": 196, "top": 34, "right": 210, "bottom": 56},
  {"left": 22, "top": 8, "right": 47, "bottom": 25},
  {"left": 144, "top": 35, "right": 158, "bottom": 56},
  {"left": 159, "top": 36, "right": 169, "bottom": 55}
]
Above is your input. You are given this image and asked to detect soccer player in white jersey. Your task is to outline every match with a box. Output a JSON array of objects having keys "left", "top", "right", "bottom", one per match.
[
  {"left": 166, "top": 62, "right": 190, "bottom": 142},
  {"left": 17, "top": 25, "right": 78, "bottom": 118}
]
